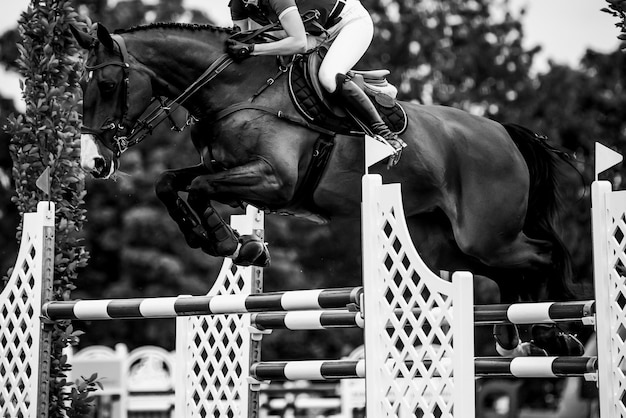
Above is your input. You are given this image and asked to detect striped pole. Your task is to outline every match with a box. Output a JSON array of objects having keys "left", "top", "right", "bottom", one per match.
[
  {"left": 474, "top": 301, "right": 595, "bottom": 325},
  {"left": 414, "top": 301, "right": 595, "bottom": 325},
  {"left": 251, "top": 310, "right": 364, "bottom": 330},
  {"left": 250, "top": 356, "right": 597, "bottom": 381},
  {"left": 43, "top": 293, "right": 594, "bottom": 326},
  {"left": 42, "top": 287, "right": 362, "bottom": 321},
  {"left": 474, "top": 356, "right": 597, "bottom": 378},
  {"left": 251, "top": 360, "right": 366, "bottom": 381},
  {"left": 377, "top": 301, "right": 595, "bottom": 326},
  {"left": 247, "top": 300, "right": 595, "bottom": 331}
]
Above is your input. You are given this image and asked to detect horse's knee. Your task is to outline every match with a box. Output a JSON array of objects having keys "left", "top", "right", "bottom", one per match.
[
  {"left": 154, "top": 171, "right": 176, "bottom": 200},
  {"left": 258, "top": 173, "right": 295, "bottom": 207},
  {"left": 187, "top": 177, "right": 212, "bottom": 207}
]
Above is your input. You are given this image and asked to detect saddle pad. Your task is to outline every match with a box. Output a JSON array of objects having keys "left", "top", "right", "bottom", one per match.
[{"left": 288, "top": 58, "right": 408, "bottom": 136}]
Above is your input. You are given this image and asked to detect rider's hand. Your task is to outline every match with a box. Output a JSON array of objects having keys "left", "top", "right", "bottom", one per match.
[{"left": 225, "top": 39, "right": 255, "bottom": 61}]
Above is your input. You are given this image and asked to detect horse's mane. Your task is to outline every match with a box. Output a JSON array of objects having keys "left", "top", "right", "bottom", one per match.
[{"left": 115, "top": 22, "right": 235, "bottom": 35}]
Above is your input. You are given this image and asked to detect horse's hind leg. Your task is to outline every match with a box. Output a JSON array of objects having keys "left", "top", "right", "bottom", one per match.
[
  {"left": 454, "top": 217, "right": 554, "bottom": 272},
  {"left": 405, "top": 215, "right": 547, "bottom": 357},
  {"left": 404, "top": 215, "right": 519, "bottom": 355}
]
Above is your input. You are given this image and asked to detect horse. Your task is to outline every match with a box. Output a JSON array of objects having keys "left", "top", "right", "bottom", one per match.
[{"left": 70, "top": 22, "right": 582, "bottom": 356}]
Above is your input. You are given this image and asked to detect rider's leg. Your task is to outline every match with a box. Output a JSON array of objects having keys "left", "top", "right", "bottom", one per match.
[
  {"left": 317, "top": 2, "right": 373, "bottom": 93},
  {"left": 317, "top": 9, "right": 405, "bottom": 155},
  {"left": 334, "top": 74, "right": 404, "bottom": 147}
]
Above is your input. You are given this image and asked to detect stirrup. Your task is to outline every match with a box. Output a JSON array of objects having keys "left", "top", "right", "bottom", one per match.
[{"left": 374, "top": 134, "right": 406, "bottom": 168}]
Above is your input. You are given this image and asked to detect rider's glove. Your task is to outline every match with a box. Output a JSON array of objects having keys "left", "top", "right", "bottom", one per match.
[{"left": 225, "top": 39, "right": 255, "bottom": 61}]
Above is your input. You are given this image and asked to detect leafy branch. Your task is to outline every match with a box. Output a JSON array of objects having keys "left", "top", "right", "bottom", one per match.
[{"left": 603, "top": 0, "right": 626, "bottom": 47}]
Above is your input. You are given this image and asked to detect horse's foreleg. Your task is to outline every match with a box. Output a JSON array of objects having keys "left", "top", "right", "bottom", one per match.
[
  {"left": 186, "top": 159, "right": 288, "bottom": 266},
  {"left": 155, "top": 164, "right": 224, "bottom": 253},
  {"left": 187, "top": 158, "right": 294, "bottom": 207}
]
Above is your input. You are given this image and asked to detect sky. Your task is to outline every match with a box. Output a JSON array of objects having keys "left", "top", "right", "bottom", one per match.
[{"left": 0, "top": 0, "right": 621, "bottom": 110}]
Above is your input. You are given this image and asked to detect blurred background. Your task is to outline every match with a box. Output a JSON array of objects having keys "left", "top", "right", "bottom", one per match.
[{"left": 0, "top": 0, "right": 624, "bottom": 416}]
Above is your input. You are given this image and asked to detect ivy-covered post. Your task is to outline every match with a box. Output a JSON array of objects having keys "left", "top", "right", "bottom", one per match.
[{"left": 3, "top": 1, "right": 90, "bottom": 416}]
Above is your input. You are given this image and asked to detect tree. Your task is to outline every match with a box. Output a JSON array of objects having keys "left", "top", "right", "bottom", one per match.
[{"left": 363, "top": 0, "right": 538, "bottom": 114}]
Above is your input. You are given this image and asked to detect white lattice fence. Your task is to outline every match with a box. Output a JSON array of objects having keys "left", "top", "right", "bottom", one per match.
[
  {"left": 593, "top": 182, "right": 626, "bottom": 418},
  {"left": 0, "top": 202, "right": 54, "bottom": 417},
  {"left": 362, "top": 175, "right": 475, "bottom": 418}
]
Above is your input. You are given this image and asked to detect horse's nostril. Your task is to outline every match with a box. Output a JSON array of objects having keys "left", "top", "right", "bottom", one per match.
[
  {"left": 92, "top": 157, "right": 107, "bottom": 177},
  {"left": 94, "top": 157, "right": 105, "bottom": 171}
]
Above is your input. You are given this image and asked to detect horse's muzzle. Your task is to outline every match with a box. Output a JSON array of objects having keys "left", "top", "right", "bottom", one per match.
[{"left": 80, "top": 133, "right": 116, "bottom": 178}]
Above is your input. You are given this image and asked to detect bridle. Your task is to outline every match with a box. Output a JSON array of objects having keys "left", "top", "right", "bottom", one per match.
[
  {"left": 82, "top": 33, "right": 234, "bottom": 157},
  {"left": 82, "top": 34, "right": 133, "bottom": 157},
  {"left": 82, "top": 18, "right": 310, "bottom": 158}
]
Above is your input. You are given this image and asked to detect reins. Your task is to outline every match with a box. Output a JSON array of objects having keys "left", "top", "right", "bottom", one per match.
[
  {"left": 86, "top": 12, "right": 328, "bottom": 156},
  {"left": 123, "top": 53, "right": 235, "bottom": 151}
]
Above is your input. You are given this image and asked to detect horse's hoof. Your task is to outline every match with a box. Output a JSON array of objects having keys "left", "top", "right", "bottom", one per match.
[
  {"left": 496, "top": 341, "right": 547, "bottom": 357},
  {"left": 233, "top": 234, "right": 270, "bottom": 267},
  {"left": 530, "top": 324, "right": 585, "bottom": 356},
  {"left": 517, "top": 342, "right": 548, "bottom": 357}
]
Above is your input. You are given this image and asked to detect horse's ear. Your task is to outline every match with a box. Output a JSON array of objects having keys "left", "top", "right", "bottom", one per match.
[
  {"left": 96, "top": 23, "right": 115, "bottom": 51},
  {"left": 70, "top": 24, "right": 96, "bottom": 50}
]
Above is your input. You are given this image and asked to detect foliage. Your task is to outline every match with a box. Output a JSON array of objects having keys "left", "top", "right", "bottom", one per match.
[
  {"left": 64, "top": 373, "right": 102, "bottom": 418},
  {"left": 603, "top": 0, "right": 626, "bottom": 47},
  {"left": 363, "top": 0, "right": 538, "bottom": 115},
  {"left": 2, "top": 0, "right": 91, "bottom": 415}
]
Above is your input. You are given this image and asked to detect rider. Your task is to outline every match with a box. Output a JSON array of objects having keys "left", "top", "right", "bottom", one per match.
[{"left": 226, "top": 0, "right": 406, "bottom": 163}]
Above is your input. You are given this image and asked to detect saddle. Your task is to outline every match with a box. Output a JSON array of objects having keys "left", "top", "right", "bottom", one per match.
[{"left": 288, "top": 48, "right": 408, "bottom": 135}]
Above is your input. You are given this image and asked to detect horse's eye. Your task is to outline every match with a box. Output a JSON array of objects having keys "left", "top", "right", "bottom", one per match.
[{"left": 98, "top": 80, "right": 117, "bottom": 93}]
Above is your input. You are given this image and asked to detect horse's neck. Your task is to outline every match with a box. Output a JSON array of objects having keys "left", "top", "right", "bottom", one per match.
[
  {"left": 126, "top": 30, "right": 280, "bottom": 115},
  {"left": 126, "top": 31, "right": 223, "bottom": 93}
]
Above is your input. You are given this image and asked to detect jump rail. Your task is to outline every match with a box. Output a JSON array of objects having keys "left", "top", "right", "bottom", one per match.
[
  {"left": 42, "top": 287, "right": 362, "bottom": 321},
  {"left": 249, "top": 357, "right": 598, "bottom": 381},
  {"left": 250, "top": 300, "right": 595, "bottom": 331}
]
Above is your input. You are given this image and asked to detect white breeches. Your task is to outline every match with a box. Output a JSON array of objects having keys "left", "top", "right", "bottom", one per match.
[{"left": 308, "top": 0, "right": 374, "bottom": 93}]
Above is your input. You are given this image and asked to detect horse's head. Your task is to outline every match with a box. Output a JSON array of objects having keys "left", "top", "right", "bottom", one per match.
[{"left": 71, "top": 23, "right": 154, "bottom": 178}]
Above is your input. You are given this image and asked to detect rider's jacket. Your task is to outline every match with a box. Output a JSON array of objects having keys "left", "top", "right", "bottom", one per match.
[{"left": 229, "top": 0, "right": 345, "bottom": 35}]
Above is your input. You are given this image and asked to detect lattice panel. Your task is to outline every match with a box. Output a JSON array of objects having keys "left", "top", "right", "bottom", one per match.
[
  {"left": 363, "top": 176, "right": 473, "bottom": 418},
  {"left": 0, "top": 207, "right": 51, "bottom": 417},
  {"left": 605, "top": 192, "right": 626, "bottom": 417},
  {"left": 176, "top": 208, "right": 262, "bottom": 418},
  {"left": 380, "top": 207, "right": 455, "bottom": 417}
]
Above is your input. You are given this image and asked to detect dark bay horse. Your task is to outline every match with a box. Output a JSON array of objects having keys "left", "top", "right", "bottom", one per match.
[{"left": 71, "top": 22, "right": 580, "bottom": 356}]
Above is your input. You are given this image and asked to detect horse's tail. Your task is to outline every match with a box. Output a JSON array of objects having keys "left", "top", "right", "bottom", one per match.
[{"left": 502, "top": 123, "right": 575, "bottom": 301}]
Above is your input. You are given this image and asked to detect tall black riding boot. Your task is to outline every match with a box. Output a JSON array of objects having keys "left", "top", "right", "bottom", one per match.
[{"left": 335, "top": 73, "right": 406, "bottom": 165}]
